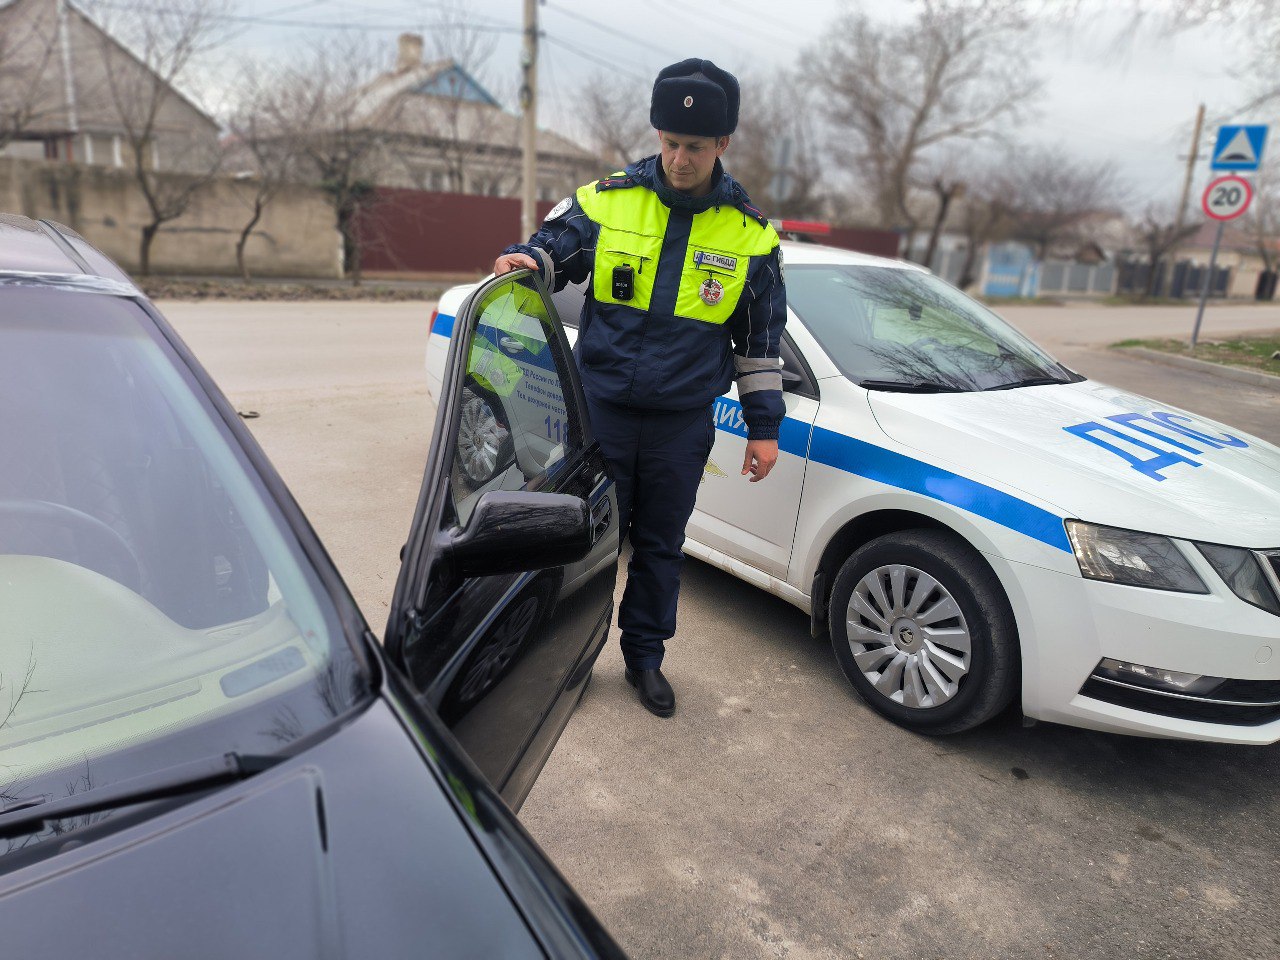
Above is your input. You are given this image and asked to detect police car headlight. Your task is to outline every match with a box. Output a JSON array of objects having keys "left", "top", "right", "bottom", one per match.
[
  {"left": 1065, "top": 522, "right": 1208, "bottom": 593},
  {"left": 1195, "top": 543, "right": 1280, "bottom": 615}
]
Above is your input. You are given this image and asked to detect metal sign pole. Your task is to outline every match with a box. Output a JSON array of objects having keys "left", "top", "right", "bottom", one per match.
[{"left": 1190, "top": 219, "right": 1225, "bottom": 348}]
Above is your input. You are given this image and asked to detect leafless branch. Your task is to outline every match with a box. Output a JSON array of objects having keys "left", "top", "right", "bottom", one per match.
[
  {"left": 0, "top": 645, "right": 40, "bottom": 732},
  {"left": 1001, "top": 146, "right": 1127, "bottom": 260},
  {"left": 0, "top": 0, "right": 65, "bottom": 150},
  {"left": 77, "top": 0, "right": 231, "bottom": 274},
  {"left": 574, "top": 69, "right": 651, "bottom": 169},
  {"left": 808, "top": 0, "right": 1041, "bottom": 230},
  {"left": 726, "top": 68, "right": 825, "bottom": 220},
  {"left": 252, "top": 34, "right": 387, "bottom": 282}
]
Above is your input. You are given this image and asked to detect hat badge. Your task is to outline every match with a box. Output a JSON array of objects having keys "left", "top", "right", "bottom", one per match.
[{"left": 683, "top": 95, "right": 693, "bottom": 107}]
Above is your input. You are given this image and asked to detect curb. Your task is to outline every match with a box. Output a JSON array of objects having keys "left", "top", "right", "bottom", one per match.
[{"left": 1117, "top": 346, "right": 1280, "bottom": 392}]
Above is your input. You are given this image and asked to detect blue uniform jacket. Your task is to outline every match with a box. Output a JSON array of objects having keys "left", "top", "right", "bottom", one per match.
[{"left": 504, "top": 155, "right": 787, "bottom": 441}]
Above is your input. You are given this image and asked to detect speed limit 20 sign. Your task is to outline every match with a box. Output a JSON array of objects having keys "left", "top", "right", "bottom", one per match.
[{"left": 1202, "top": 175, "right": 1253, "bottom": 221}]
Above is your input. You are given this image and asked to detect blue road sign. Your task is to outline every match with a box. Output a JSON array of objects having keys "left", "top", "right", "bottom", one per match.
[{"left": 1210, "top": 125, "right": 1268, "bottom": 171}]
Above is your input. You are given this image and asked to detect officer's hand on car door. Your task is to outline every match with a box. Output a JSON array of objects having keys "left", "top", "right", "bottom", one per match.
[
  {"left": 742, "top": 439, "right": 778, "bottom": 482},
  {"left": 494, "top": 253, "right": 539, "bottom": 276}
]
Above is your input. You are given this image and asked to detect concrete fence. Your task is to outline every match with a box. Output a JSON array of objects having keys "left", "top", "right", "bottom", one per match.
[
  {"left": 0, "top": 158, "right": 341, "bottom": 278},
  {"left": 1, "top": 157, "right": 904, "bottom": 280}
]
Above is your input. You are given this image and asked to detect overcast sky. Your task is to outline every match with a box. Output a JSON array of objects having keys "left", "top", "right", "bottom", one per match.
[{"left": 217, "top": 0, "right": 1267, "bottom": 209}]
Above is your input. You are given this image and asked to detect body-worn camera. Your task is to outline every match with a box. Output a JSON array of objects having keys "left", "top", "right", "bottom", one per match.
[{"left": 612, "top": 265, "right": 634, "bottom": 301}]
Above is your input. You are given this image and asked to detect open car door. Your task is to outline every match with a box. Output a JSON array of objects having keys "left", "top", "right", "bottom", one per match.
[{"left": 385, "top": 270, "right": 619, "bottom": 809}]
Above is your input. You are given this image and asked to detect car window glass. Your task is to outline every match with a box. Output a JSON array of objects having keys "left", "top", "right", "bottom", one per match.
[
  {"left": 0, "top": 288, "right": 368, "bottom": 852},
  {"left": 786, "top": 265, "right": 1065, "bottom": 390},
  {"left": 450, "top": 276, "right": 579, "bottom": 525}
]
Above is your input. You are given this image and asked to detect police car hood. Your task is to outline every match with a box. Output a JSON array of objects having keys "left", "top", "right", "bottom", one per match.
[{"left": 867, "top": 379, "right": 1280, "bottom": 547}]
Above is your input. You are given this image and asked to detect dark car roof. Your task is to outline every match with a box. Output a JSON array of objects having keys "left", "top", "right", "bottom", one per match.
[{"left": 0, "top": 213, "right": 138, "bottom": 295}]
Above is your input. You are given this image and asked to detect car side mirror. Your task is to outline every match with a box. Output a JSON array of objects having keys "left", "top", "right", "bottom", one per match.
[
  {"left": 781, "top": 368, "right": 804, "bottom": 393},
  {"left": 446, "top": 490, "right": 591, "bottom": 579}
]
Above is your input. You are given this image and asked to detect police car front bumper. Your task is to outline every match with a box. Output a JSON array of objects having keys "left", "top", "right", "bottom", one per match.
[{"left": 988, "top": 554, "right": 1280, "bottom": 745}]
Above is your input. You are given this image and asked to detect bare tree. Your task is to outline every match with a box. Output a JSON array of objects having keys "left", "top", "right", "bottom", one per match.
[
  {"left": 0, "top": 0, "right": 63, "bottom": 152},
  {"left": 258, "top": 36, "right": 387, "bottom": 283},
  {"left": 80, "top": 0, "right": 231, "bottom": 275},
  {"left": 577, "top": 70, "right": 651, "bottom": 169},
  {"left": 917, "top": 156, "right": 1017, "bottom": 290},
  {"left": 1002, "top": 147, "right": 1125, "bottom": 260},
  {"left": 808, "top": 0, "right": 1040, "bottom": 232},
  {"left": 1135, "top": 207, "right": 1198, "bottom": 299},
  {"left": 225, "top": 63, "right": 301, "bottom": 281},
  {"left": 920, "top": 175, "right": 966, "bottom": 269},
  {"left": 728, "top": 68, "right": 824, "bottom": 219}
]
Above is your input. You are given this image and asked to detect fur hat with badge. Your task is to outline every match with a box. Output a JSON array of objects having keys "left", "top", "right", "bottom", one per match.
[{"left": 650, "top": 58, "right": 739, "bottom": 138}]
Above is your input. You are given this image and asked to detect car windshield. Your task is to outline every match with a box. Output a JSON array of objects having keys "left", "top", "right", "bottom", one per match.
[
  {"left": 0, "top": 286, "right": 369, "bottom": 857},
  {"left": 785, "top": 264, "right": 1073, "bottom": 391}
]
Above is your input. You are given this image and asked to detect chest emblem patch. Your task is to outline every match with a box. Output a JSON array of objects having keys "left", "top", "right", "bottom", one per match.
[{"left": 699, "top": 277, "right": 725, "bottom": 306}]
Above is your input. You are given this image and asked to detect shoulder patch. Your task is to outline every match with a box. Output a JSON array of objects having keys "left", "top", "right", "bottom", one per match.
[
  {"left": 596, "top": 173, "right": 638, "bottom": 192},
  {"left": 544, "top": 197, "right": 573, "bottom": 222},
  {"left": 739, "top": 202, "right": 769, "bottom": 227}
]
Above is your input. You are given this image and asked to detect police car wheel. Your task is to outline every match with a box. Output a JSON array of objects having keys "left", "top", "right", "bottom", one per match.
[
  {"left": 828, "top": 529, "right": 1018, "bottom": 735},
  {"left": 457, "top": 381, "right": 514, "bottom": 489}
]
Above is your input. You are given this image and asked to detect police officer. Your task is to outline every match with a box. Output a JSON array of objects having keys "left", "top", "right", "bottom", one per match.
[{"left": 494, "top": 59, "right": 787, "bottom": 717}]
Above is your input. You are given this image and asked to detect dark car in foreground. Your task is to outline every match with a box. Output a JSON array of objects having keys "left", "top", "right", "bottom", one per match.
[{"left": 0, "top": 215, "right": 624, "bottom": 958}]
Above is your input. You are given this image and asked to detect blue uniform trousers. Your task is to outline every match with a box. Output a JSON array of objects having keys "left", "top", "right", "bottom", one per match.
[{"left": 584, "top": 395, "right": 715, "bottom": 670}]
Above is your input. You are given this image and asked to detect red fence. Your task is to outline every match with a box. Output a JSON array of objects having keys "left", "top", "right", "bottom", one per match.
[
  {"left": 825, "top": 226, "right": 901, "bottom": 259},
  {"left": 356, "top": 187, "right": 900, "bottom": 275},
  {"left": 356, "top": 188, "right": 557, "bottom": 275}
]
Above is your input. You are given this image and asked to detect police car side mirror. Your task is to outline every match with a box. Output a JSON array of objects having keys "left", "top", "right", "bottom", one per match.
[
  {"left": 445, "top": 490, "right": 592, "bottom": 579},
  {"left": 781, "top": 368, "right": 804, "bottom": 393}
]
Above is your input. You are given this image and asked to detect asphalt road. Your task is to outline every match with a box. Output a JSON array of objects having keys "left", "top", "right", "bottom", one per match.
[{"left": 162, "top": 298, "right": 1280, "bottom": 960}]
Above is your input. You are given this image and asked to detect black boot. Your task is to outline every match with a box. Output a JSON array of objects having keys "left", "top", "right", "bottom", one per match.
[{"left": 625, "top": 668, "right": 675, "bottom": 718}]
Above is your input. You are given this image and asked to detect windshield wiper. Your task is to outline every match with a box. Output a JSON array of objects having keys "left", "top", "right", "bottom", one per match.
[
  {"left": 0, "top": 752, "right": 283, "bottom": 839},
  {"left": 858, "top": 379, "right": 967, "bottom": 393},
  {"left": 983, "top": 375, "right": 1072, "bottom": 391}
]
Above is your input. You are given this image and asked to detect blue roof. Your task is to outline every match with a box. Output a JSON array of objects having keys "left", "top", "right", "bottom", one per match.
[{"left": 414, "top": 64, "right": 500, "bottom": 108}]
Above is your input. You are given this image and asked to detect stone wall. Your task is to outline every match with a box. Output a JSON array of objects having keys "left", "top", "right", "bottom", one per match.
[{"left": 0, "top": 158, "right": 341, "bottom": 278}]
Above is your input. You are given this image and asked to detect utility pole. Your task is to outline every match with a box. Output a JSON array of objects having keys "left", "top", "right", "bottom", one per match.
[
  {"left": 520, "top": 0, "right": 539, "bottom": 242},
  {"left": 1175, "top": 103, "right": 1206, "bottom": 236}
]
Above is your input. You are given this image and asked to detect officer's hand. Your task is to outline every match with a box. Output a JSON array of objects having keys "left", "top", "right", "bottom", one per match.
[
  {"left": 494, "top": 253, "right": 539, "bottom": 276},
  {"left": 742, "top": 439, "right": 779, "bottom": 482}
]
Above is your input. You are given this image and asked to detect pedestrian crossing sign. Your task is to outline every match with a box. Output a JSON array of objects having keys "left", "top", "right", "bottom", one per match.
[{"left": 1210, "top": 125, "right": 1268, "bottom": 171}]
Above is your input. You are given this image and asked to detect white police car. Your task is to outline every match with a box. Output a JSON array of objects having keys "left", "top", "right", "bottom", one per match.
[{"left": 427, "top": 244, "right": 1280, "bottom": 744}]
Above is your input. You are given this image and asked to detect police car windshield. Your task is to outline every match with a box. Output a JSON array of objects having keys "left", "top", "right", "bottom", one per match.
[{"left": 785, "top": 265, "right": 1073, "bottom": 392}]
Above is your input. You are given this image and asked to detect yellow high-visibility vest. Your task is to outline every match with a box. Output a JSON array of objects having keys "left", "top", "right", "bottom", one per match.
[{"left": 574, "top": 181, "right": 779, "bottom": 326}]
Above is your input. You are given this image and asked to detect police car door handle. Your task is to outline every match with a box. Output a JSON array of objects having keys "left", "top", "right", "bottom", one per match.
[{"left": 499, "top": 336, "right": 526, "bottom": 354}]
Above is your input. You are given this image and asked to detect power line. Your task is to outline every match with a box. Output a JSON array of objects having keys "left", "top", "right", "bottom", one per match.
[
  {"left": 544, "top": 3, "right": 679, "bottom": 60},
  {"left": 81, "top": 0, "right": 522, "bottom": 33},
  {"left": 542, "top": 34, "right": 648, "bottom": 83},
  {"left": 724, "top": 0, "right": 816, "bottom": 46}
]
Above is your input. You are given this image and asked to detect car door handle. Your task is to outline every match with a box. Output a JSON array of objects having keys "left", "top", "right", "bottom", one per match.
[
  {"left": 499, "top": 336, "right": 526, "bottom": 354},
  {"left": 591, "top": 498, "right": 612, "bottom": 544}
]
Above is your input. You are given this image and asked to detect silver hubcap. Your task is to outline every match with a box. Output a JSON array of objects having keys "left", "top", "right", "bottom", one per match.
[
  {"left": 845, "top": 564, "right": 972, "bottom": 709},
  {"left": 457, "top": 393, "right": 506, "bottom": 484}
]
